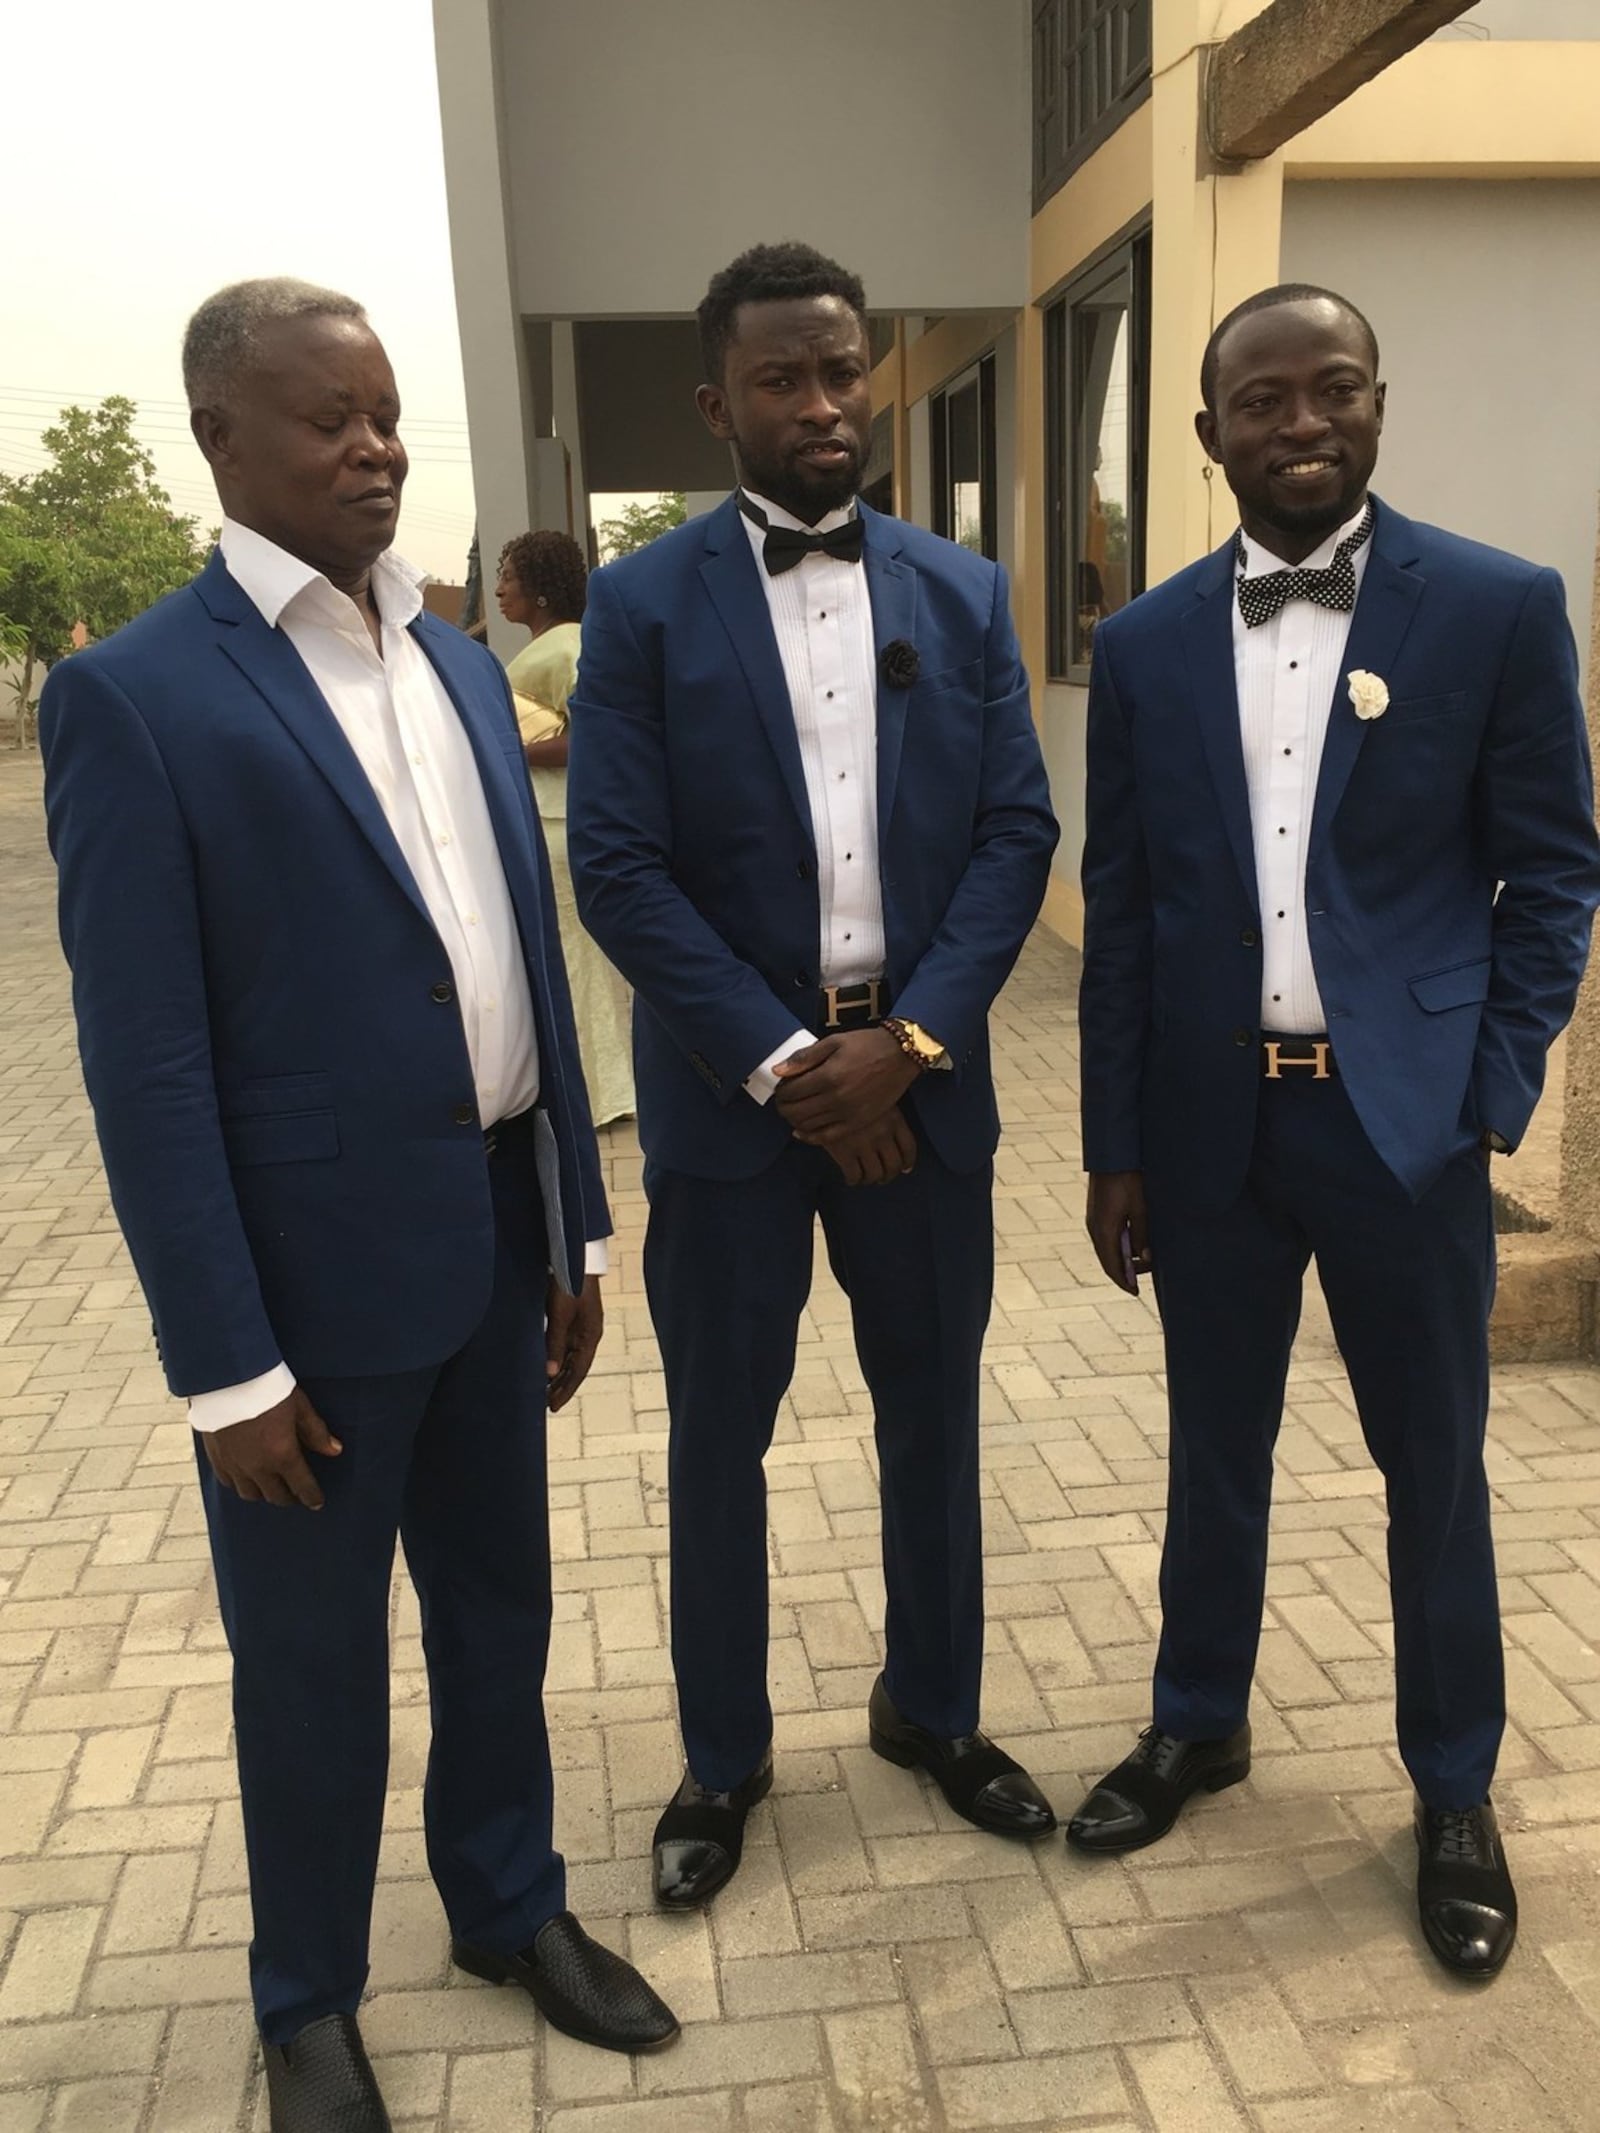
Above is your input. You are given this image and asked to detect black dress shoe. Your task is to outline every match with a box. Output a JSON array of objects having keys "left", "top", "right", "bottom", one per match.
[
  {"left": 1066, "top": 1723, "right": 1252, "bottom": 1854},
  {"left": 452, "top": 1911, "right": 679, "bottom": 2053},
  {"left": 263, "top": 2013, "right": 390, "bottom": 2133},
  {"left": 867, "top": 1675, "right": 1056, "bottom": 1838},
  {"left": 652, "top": 1749, "right": 774, "bottom": 1909},
  {"left": 1415, "top": 1798, "right": 1517, "bottom": 1980}
]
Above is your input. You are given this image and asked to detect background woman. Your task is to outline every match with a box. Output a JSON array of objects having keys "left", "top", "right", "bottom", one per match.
[{"left": 497, "top": 531, "right": 635, "bottom": 1126}]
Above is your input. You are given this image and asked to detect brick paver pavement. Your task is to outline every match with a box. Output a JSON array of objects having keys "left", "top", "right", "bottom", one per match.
[{"left": 2, "top": 746, "right": 1600, "bottom": 2131}]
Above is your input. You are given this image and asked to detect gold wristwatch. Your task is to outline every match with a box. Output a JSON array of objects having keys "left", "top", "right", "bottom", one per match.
[{"left": 883, "top": 1017, "right": 948, "bottom": 1071}]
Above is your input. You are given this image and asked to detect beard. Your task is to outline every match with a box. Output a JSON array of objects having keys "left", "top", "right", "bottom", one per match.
[{"left": 735, "top": 433, "right": 862, "bottom": 525}]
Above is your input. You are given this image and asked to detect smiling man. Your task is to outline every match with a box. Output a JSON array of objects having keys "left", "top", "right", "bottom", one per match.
[
  {"left": 40, "top": 278, "right": 677, "bottom": 2132},
  {"left": 1072, "top": 283, "right": 1600, "bottom": 1979},
  {"left": 568, "top": 242, "right": 1060, "bottom": 1906}
]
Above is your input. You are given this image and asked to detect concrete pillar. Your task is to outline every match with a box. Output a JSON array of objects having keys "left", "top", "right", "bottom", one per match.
[
  {"left": 432, "top": 0, "right": 539, "bottom": 662},
  {"left": 1557, "top": 504, "right": 1600, "bottom": 1245},
  {"left": 1147, "top": 3, "right": 1286, "bottom": 583}
]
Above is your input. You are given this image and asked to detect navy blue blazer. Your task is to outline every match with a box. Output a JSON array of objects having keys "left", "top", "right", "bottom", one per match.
[
  {"left": 1080, "top": 498, "right": 1600, "bottom": 1206},
  {"left": 567, "top": 496, "right": 1059, "bottom": 1180},
  {"left": 40, "top": 551, "right": 607, "bottom": 1398}
]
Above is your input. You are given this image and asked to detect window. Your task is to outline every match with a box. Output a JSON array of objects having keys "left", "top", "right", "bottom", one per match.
[
  {"left": 930, "top": 354, "right": 998, "bottom": 560},
  {"left": 861, "top": 409, "right": 895, "bottom": 516},
  {"left": 1033, "top": 0, "right": 1153, "bottom": 208},
  {"left": 1045, "top": 231, "right": 1150, "bottom": 682}
]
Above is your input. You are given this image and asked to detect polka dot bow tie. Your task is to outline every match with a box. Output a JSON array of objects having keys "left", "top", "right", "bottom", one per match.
[{"left": 1235, "top": 506, "right": 1374, "bottom": 628}]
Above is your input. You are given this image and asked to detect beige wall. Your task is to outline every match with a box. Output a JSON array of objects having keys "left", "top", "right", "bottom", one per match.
[
  {"left": 496, "top": 0, "right": 1031, "bottom": 317},
  {"left": 1280, "top": 179, "right": 1600, "bottom": 672},
  {"left": 1442, "top": 1, "right": 1600, "bottom": 35}
]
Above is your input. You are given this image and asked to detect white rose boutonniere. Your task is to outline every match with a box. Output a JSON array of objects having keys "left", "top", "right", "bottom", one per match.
[{"left": 1347, "top": 669, "right": 1389, "bottom": 721}]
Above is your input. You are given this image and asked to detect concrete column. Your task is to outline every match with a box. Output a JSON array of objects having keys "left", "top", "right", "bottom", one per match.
[
  {"left": 1147, "top": 3, "right": 1286, "bottom": 584},
  {"left": 432, "top": 0, "right": 537, "bottom": 661},
  {"left": 1557, "top": 504, "right": 1600, "bottom": 1244}
]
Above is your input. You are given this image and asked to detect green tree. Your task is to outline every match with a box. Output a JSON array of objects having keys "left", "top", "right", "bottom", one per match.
[
  {"left": 0, "top": 396, "right": 207, "bottom": 737},
  {"left": 596, "top": 491, "right": 687, "bottom": 562}
]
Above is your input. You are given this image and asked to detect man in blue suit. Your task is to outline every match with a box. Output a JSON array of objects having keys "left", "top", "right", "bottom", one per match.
[
  {"left": 1072, "top": 283, "right": 1600, "bottom": 1979},
  {"left": 41, "top": 279, "right": 676, "bottom": 2133},
  {"left": 568, "top": 243, "right": 1060, "bottom": 1906}
]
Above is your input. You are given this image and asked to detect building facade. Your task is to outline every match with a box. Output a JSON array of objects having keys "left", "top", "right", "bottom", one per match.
[{"left": 433, "top": 0, "right": 1600, "bottom": 942}]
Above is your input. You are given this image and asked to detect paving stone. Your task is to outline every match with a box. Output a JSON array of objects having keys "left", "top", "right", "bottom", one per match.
[{"left": 4, "top": 755, "right": 1600, "bottom": 2130}]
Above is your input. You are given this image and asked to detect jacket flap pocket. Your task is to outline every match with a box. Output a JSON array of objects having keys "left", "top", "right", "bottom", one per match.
[
  {"left": 911, "top": 657, "right": 981, "bottom": 701},
  {"left": 1409, "top": 958, "right": 1491, "bottom": 1013},
  {"left": 223, "top": 1072, "right": 334, "bottom": 1118},
  {"left": 223, "top": 1111, "right": 340, "bottom": 1168}
]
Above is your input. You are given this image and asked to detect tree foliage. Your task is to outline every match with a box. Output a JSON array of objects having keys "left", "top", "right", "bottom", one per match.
[
  {"left": 0, "top": 397, "right": 208, "bottom": 735},
  {"left": 596, "top": 491, "right": 687, "bottom": 562}
]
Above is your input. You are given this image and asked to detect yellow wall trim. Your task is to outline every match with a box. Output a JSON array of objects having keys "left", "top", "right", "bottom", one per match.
[
  {"left": 1288, "top": 44, "right": 1600, "bottom": 178},
  {"left": 1030, "top": 100, "right": 1155, "bottom": 305}
]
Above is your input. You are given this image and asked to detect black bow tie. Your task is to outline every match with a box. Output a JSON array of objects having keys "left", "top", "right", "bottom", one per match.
[
  {"left": 739, "top": 492, "right": 864, "bottom": 576},
  {"left": 1235, "top": 507, "right": 1374, "bottom": 628}
]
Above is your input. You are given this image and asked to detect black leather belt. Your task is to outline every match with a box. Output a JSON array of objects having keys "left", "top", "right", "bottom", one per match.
[
  {"left": 482, "top": 1106, "right": 537, "bottom": 1156},
  {"left": 818, "top": 980, "right": 885, "bottom": 1032},
  {"left": 1260, "top": 1035, "right": 1337, "bottom": 1081}
]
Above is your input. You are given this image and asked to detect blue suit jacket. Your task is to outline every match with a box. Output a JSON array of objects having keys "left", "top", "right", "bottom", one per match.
[
  {"left": 566, "top": 496, "right": 1059, "bottom": 1179},
  {"left": 1080, "top": 498, "right": 1600, "bottom": 1206},
  {"left": 40, "top": 551, "right": 607, "bottom": 1398}
]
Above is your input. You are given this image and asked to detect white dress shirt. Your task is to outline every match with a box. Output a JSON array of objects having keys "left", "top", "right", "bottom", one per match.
[
  {"left": 738, "top": 491, "right": 886, "bottom": 1102},
  {"left": 1233, "top": 505, "right": 1372, "bottom": 1034},
  {"left": 192, "top": 521, "right": 601, "bottom": 1434}
]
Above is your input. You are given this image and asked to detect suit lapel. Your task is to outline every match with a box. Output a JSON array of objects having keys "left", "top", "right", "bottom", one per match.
[
  {"left": 699, "top": 499, "right": 815, "bottom": 844},
  {"left": 1309, "top": 501, "right": 1425, "bottom": 852},
  {"left": 1181, "top": 546, "right": 1259, "bottom": 913},
  {"left": 861, "top": 506, "right": 918, "bottom": 838},
  {"left": 199, "top": 555, "right": 436, "bottom": 933}
]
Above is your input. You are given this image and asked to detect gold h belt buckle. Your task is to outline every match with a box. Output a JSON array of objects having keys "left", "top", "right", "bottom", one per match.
[
  {"left": 1263, "top": 1040, "right": 1331, "bottom": 1081},
  {"left": 822, "top": 980, "right": 883, "bottom": 1028}
]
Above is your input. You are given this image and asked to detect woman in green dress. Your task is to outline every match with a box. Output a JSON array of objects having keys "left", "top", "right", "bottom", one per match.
[{"left": 496, "top": 531, "right": 635, "bottom": 1126}]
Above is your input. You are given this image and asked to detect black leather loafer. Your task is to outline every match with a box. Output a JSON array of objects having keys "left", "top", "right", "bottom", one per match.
[
  {"left": 868, "top": 1675, "right": 1056, "bottom": 1838},
  {"left": 453, "top": 1911, "right": 679, "bottom": 2053},
  {"left": 1415, "top": 1798, "right": 1517, "bottom": 1980},
  {"left": 1066, "top": 1723, "right": 1251, "bottom": 1854},
  {"left": 652, "top": 1749, "right": 774, "bottom": 1908},
  {"left": 263, "top": 2012, "right": 390, "bottom": 2133}
]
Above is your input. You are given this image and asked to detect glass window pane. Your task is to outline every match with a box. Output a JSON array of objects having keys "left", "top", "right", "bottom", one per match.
[
  {"left": 1073, "top": 291, "right": 1131, "bottom": 667},
  {"left": 946, "top": 378, "right": 984, "bottom": 553}
]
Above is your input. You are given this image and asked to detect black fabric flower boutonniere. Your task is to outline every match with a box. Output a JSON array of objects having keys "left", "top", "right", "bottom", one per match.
[{"left": 881, "top": 639, "right": 920, "bottom": 689}]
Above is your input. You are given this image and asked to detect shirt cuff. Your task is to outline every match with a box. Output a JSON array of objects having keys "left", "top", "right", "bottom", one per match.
[
  {"left": 584, "top": 1238, "right": 610, "bottom": 1277},
  {"left": 744, "top": 1028, "right": 814, "bottom": 1105},
  {"left": 189, "top": 1361, "right": 297, "bottom": 1435}
]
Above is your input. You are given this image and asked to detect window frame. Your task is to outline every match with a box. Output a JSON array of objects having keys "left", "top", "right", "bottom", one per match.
[
  {"left": 1033, "top": 0, "right": 1153, "bottom": 211},
  {"left": 930, "top": 351, "right": 999, "bottom": 561},
  {"left": 1044, "top": 226, "right": 1151, "bottom": 685}
]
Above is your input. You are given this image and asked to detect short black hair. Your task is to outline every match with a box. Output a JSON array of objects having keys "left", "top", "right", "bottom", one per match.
[
  {"left": 697, "top": 241, "right": 869, "bottom": 384},
  {"left": 498, "top": 530, "right": 588, "bottom": 623},
  {"left": 1201, "top": 284, "right": 1380, "bottom": 412}
]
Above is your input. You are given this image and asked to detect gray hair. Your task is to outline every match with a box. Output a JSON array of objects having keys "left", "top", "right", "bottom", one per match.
[{"left": 182, "top": 277, "right": 367, "bottom": 408}]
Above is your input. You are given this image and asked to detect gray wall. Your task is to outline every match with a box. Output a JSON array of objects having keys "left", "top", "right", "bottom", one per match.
[
  {"left": 1435, "top": 1, "right": 1600, "bottom": 35},
  {"left": 1281, "top": 180, "right": 1600, "bottom": 673},
  {"left": 496, "top": 0, "right": 1031, "bottom": 317}
]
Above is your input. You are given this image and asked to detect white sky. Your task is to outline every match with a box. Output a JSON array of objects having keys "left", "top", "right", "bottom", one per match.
[{"left": 3, "top": 0, "right": 477, "bottom": 582}]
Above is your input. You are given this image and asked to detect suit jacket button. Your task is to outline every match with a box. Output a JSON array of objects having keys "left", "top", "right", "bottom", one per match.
[
  {"left": 794, "top": 971, "right": 811, "bottom": 989},
  {"left": 1240, "top": 929, "right": 1258, "bottom": 949},
  {"left": 431, "top": 981, "right": 455, "bottom": 1004},
  {"left": 797, "top": 859, "right": 813, "bottom": 880},
  {"left": 453, "top": 1103, "right": 476, "bottom": 1127},
  {"left": 1233, "top": 1027, "right": 1253, "bottom": 1047}
]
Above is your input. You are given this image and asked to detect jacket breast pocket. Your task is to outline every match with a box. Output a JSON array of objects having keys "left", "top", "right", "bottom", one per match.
[
  {"left": 911, "top": 657, "right": 981, "bottom": 703},
  {"left": 220, "top": 1073, "right": 340, "bottom": 1167},
  {"left": 1379, "top": 690, "right": 1467, "bottom": 726},
  {"left": 1408, "top": 958, "right": 1491, "bottom": 1013}
]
